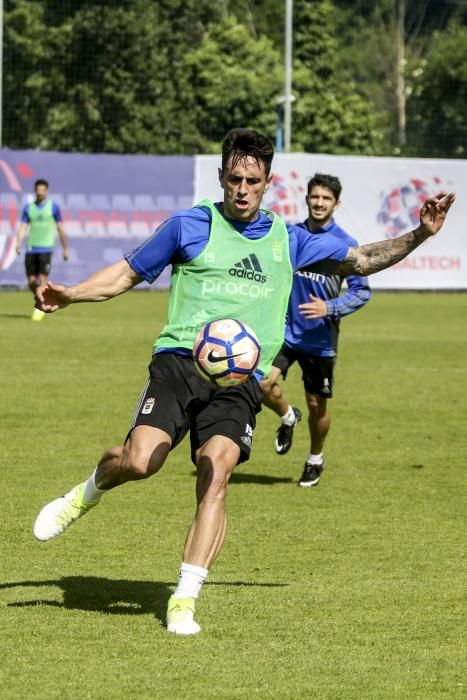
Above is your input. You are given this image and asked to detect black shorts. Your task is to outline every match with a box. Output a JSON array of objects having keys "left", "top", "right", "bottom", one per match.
[
  {"left": 129, "top": 353, "right": 263, "bottom": 464},
  {"left": 25, "top": 252, "right": 52, "bottom": 277},
  {"left": 272, "top": 343, "right": 336, "bottom": 398}
]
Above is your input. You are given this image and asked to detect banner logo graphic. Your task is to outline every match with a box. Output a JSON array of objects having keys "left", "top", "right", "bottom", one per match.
[
  {"left": 377, "top": 177, "right": 450, "bottom": 239},
  {"left": 264, "top": 171, "right": 304, "bottom": 222}
]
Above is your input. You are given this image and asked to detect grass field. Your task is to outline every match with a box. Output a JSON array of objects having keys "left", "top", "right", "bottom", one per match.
[{"left": 0, "top": 290, "right": 465, "bottom": 699}]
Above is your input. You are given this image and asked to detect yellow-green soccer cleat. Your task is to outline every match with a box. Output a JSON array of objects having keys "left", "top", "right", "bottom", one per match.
[
  {"left": 166, "top": 595, "right": 201, "bottom": 635},
  {"left": 33, "top": 483, "right": 97, "bottom": 541},
  {"left": 31, "top": 309, "right": 46, "bottom": 322}
]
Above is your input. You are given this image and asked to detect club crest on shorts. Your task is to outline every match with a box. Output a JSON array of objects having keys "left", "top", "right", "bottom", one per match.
[{"left": 141, "top": 397, "right": 156, "bottom": 414}]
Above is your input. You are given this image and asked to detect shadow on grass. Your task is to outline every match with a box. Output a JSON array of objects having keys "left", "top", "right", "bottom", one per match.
[
  {"left": 2, "top": 577, "right": 173, "bottom": 622},
  {"left": 1, "top": 576, "right": 289, "bottom": 624},
  {"left": 0, "top": 312, "right": 32, "bottom": 319},
  {"left": 190, "top": 470, "right": 293, "bottom": 485},
  {"left": 230, "top": 472, "right": 294, "bottom": 485}
]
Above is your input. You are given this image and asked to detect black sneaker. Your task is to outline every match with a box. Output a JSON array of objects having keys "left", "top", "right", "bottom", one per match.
[
  {"left": 275, "top": 407, "right": 302, "bottom": 455},
  {"left": 298, "top": 461, "right": 324, "bottom": 488}
]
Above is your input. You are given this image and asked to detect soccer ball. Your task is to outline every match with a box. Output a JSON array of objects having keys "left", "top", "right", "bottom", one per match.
[{"left": 193, "top": 318, "right": 261, "bottom": 387}]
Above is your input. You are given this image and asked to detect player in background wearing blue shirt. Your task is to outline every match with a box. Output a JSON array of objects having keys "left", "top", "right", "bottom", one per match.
[
  {"left": 32, "top": 129, "right": 455, "bottom": 636},
  {"left": 263, "top": 173, "right": 371, "bottom": 487},
  {"left": 15, "top": 179, "right": 69, "bottom": 321}
]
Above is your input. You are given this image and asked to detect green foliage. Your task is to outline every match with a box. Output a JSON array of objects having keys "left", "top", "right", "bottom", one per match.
[
  {"left": 186, "top": 17, "right": 282, "bottom": 151},
  {"left": 407, "top": 21, "right": 467, "bottom": 158},
  {"left": 2, "top": 0, "right": 466, "bottom": 156},
  {"left": 334, "top": 8, "right": 398, "bottom": 152},
  {"left": 334, "top": 0, "right": 467, "bottom": 156},
  {"left": 4, "top": 0, "right": 222, "bottom": 154},
  {"left": 43, "top": 1, "right": 188, "bottom": 154},
  {"left": 3, "top": 0, "right": 64, "bottom": 147},
  {"left": 291, "top": 0, "right": 384, "bottom": 154},
  {"left": 234, "top": 0, "right": 285, "bottom": 47},
  {"left": 294, "top": 0, "right": 338, "bottom": 72},
  {"left": 1, "top": 290, "right": 466, "bottom": 698}
]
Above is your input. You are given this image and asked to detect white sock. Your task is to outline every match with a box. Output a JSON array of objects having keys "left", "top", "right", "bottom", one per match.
[
  {"left": 307, "top": 453, "right": 323, "bottom": 465},
  {"left": 83, "top": 468, "right": 106, "bottom": 504},
  {"left": 280, "top": 405, "right": 296, "bottom": 426},
  {"left": 173, "top": 562, "right": 209, "bottom": 600}
]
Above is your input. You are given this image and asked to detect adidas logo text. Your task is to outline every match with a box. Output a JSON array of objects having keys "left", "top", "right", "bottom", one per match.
[{"left": 229, "top": 254, "right": 267, "bottom": 284}]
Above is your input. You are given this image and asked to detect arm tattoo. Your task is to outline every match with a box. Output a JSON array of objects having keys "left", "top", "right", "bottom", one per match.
[{"left": 335, "top": 227, "right": 429, "bottom": 276}]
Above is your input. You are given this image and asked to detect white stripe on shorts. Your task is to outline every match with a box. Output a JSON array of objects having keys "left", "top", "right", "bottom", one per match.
[{"left": 130, "top": 377, "right": 150, "bottom": 429}]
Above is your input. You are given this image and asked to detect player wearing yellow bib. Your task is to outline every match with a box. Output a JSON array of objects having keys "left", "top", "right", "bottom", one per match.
[
  {"left": 32, "top": 129, "right": 455, "bottom": 635},
  {"left": 15, "top": 179, "right": 69, "bottom": 321}
]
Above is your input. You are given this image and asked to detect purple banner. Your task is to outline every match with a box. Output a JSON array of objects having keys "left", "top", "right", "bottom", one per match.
[{"left": 0, "top": 149, "right": 195, "bottom": 287}]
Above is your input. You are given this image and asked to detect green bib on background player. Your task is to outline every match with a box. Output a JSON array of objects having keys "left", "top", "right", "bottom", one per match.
[
  {"left": 27, "top": 201, "right": 56, "bottom": 248},
  {"left": 154, "top": 200, "right": 293, "bottom": 378}
]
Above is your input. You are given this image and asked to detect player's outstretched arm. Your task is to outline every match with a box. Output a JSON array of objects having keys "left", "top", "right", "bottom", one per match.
[
  {"left": 335, "top": 191, "right": 455, "bottom": 276},
  {"left": 15, "top": 223, "right": 28, "bottom": 254},
  {"left": 57, "top": 222, "right": 69, "bottom": 261},
  {"left": 35, "top": 259, "right": 142, "bottom": 313}
]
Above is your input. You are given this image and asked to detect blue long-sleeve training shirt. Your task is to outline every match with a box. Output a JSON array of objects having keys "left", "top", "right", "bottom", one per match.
[
  {"left": 284, "top": 219, "right": 371, "bottom": 357},
  {"left": 125, "top": 204, "right": 349, "bottom": 283}
]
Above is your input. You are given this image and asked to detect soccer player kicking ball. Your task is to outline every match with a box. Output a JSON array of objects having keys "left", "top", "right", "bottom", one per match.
[
  {"left": 263, "top": 173, "right": 371, "bottom": 487},
  {"left": 33, "top": 128, "right": 455, "bottom": 635}
]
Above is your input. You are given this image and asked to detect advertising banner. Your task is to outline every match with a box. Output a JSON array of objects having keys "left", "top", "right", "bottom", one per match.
[
  {"left": 2, "top": 149, "right": 464, "bottom": 290},
  {"left": 0, "top": 149, "right": 194, "bottom": 288},
  {"left": 195, "top": 153, "right": 467, "bottom": 289}
]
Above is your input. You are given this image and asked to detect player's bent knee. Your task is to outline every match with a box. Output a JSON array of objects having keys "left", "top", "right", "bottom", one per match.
[
  {"left": 195, "top": 451, "right": 236, "bottom": 501},
  {"left": 270, "top": 383, "right": 282, "bottom": 400},
  {"left": 121, "top": 435, "right": 170, "bottom": 479},
  {"left": 122, "top": 450, "right": 156, "bottom": 479},
  {"left": 197, "top": 469, "right": 230, "bottom": 503},
  {"left": 123, "top": 460, "right": 150, "bottom": 479},
  {"left": 106, "top": 445, "right": 124, "bottom": 459},
  {"left": 196, "top": 444, "right": 238, "bottom": 475},
  {"left": 306, "top": 393, "right": 323, "bottom": 411}
]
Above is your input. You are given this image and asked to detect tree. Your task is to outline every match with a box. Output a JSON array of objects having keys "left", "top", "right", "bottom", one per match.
[
  {"left": 334, "top": 0, "right": 467, "bottom": 155},
  {"left": 4, "top": 0, "right": 464, "bottom": 157},
  {"left": 230, "top": 0, "right": 285, "bottom": 48},
  {"left": 3, "top": 0, "right": 63, "bottom": 148},
  {"left": 291, "top": 0, "right": 384, "bottom": 154},
  {"left": 186, "top": 16, "right": 282, "bottom": 152},
  {"left": 3, "top": 0, "right": 224, "bottom": 153},
  {"left": 407, "top": 20, "right": 467, "bottom": 158}
]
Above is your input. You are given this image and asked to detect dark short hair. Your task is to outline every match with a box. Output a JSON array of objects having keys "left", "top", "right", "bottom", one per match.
[
  {"left": 222, "top": 128, "right": 274, "bottom": 176},
  {"left": 307, "top": 173, "right": 342, "bottom": 201},
  {"left": 34, "top": 178, "right": 49, "bottom": 189}
]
